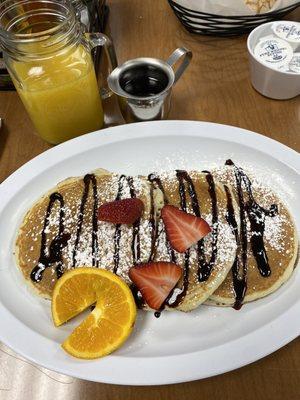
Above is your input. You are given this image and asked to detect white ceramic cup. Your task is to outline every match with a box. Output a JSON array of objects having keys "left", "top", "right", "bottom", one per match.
[{"left": 247, "top": 22, "right": 300, "bottom": 100}]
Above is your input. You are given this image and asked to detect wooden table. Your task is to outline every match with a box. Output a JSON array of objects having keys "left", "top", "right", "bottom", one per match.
[{"left": 0, "top": 1, "right": 299, "bottom": 399}]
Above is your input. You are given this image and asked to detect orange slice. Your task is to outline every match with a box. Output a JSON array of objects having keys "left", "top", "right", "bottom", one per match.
[{"left": 51, "top": 268, "right": 137, "bottom": 359}]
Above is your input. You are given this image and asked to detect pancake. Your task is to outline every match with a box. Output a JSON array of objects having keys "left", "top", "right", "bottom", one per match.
[
  {"left": 15, "top": 169, "right": 154, "bottom": 299},
  {"left": 147, "top": 170, "right": 238, "bottom": 312},
  {"left": 206, "top": 162, "right": 298, "bottom": 308},
  {"left": 16, "top": 162, "right": 296, "bottom": 312}
]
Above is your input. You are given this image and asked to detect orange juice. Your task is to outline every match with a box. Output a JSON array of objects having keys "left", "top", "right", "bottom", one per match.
[{"left": 13, "top": 44, "right": 103, "bottom": 144}]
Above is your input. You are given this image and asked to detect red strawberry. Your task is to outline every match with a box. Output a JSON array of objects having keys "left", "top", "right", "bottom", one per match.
[
  {"left": 129, "top": 262, "right": 182, "bottom": 310},
  {"left": 161, "top": 205, "right": 211, "bottom": 253},
  {"left": 98, "top": 198, "right": 144, "bottom": 225}
]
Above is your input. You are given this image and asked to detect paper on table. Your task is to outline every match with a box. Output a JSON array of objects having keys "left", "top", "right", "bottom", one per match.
[{"left": 174, "top": 0, "right": 299, "bottom": 15}]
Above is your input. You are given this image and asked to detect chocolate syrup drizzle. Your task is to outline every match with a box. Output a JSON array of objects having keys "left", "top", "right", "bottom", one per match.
[
  {"left": 112, "top": 176, "right": 123, "bottom": 274},
  {"left": 147, "top": 170, "right": 219, "bottom": 309},
  {"left": 169, "top": 171, "right": 218, "bottom": 308},
  {"left": 198, "top": 171, "right": 218, "bottom": 283},
  {"left": 148, "top": 173, "right": 177, "bottom": 264},
  {"left": 224, "top": 185, "right": 246, "bottom": 310},
  {"left": 168, "top": 171, "right": 191, "bottom": 308},
  {"left": 31, "top": 173, "right": 141, "bottom": 282},
  {"left": 113, "top": 175, "right": 141, "bottom": 274},
  {"left": 30, "top": 193, "right": 70, "bottom": 283},
  {"left": 225, "top": 159, "right": 278, "bottom": 309},
  {"left": 30, "top": 162, "right": 278, "bottom": 312},
  {"left": 72, "top": 174, "right": 99, "bottom": 268},
  {"left": 148, "top": 181, "right": 156, "bottom": 262}
]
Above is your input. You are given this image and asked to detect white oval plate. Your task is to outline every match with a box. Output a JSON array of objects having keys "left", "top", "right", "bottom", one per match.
[{"left": 0, "top": 121, "right": 299, "bottom": 385}]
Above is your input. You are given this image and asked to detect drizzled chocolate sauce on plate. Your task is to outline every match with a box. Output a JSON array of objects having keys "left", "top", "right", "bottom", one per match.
[
  {"left": 31, "top": 173, "right": 142, "bottom": 282},
  {"left": 72, "top": 173, "right": 99, "bottom": 268},
  {"left": 148, "top": 170, "right": 219, "bottom": 309},
  {"left": 30, "top": 163, "right": 278, "bottom": 312},
  {"left": 113, "top": 175, "right": 141, "bottom": 274},
  {"left": 225, "top": 159, "right": 278, "bottom": 308},
  {"left": 224, "top": 185, "right": 246, "bottom": 310},
  {"left": 198, "top": 171, "right": 218, "bottom": 283},
  {"left": 30, "top": 192, "right": 70, "bottom": 283},
  {"left": 148, "top": 173, "right": 176, "bottom": 263}
]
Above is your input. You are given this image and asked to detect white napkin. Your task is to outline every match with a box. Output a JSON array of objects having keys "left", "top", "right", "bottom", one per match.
[{"left": 174, "top": 0, "right": 299, "bottom": 16}]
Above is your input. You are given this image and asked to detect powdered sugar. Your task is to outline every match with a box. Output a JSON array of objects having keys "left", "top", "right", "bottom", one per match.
[
  {"left": 18, "top": 162, "right": 295, "bottom": 303},
  {"left": 211, "top": 164, "right": 291, "bottom": 254}
]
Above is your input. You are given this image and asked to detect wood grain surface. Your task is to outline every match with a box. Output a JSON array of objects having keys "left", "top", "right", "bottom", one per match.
[{"left": 0, "top": 1, "right": 299, "bottom": 398}]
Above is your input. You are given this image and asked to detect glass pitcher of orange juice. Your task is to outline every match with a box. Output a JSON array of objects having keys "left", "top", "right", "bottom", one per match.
[{"left": 0, "top": 0, "right": 117, "bottom": 144}]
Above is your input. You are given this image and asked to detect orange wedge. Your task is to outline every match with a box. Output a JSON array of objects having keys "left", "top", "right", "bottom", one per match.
[{"left": 51, "top": 268, "right": 137, "bottom": 359}]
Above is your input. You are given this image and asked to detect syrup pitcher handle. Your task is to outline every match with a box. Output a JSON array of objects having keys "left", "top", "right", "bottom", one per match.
[
  {"left": 85, "top": 32, "right": 118, "bottom": 99},
  {"left": 166, "top": 47, "right": 192, "bottom": 84}
]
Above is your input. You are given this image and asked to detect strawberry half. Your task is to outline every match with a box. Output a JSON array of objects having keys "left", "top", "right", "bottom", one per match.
[
  {"left": 161, "top": 205, "right": 211, "bottom": 253},
  {"left": 129, "top": 262, "right": 182, "bottom": 310},
  {"left": 98, "top": 198, "right": 144, "bottom": 225}
]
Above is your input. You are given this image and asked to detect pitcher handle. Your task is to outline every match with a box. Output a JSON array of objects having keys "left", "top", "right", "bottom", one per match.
[
  {"left": 166, "top": 47, "right": 192, "bottom": 84},
  {"left": 85, "top": 32, "right": 118, "bottom": 99}
]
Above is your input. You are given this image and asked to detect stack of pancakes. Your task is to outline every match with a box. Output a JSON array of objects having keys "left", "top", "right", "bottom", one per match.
[{"left": 15, "top": 163, "right": 298, "bottom": 311}]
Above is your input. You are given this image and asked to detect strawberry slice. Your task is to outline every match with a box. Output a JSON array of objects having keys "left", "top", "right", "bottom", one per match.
[
  {"left": 98, "top": 198, "right": 144, "bottom": 225},
  {"left": 161, "top": 205, "right": 211, "bottom": 253},
  {"left": 129, "top": 262, "right": 182, "bottom": 310}
]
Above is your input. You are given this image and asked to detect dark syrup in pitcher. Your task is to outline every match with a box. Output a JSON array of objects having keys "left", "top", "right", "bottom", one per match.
[{"left": 119, "top": 64, "right": 169, "bottom": 97}]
